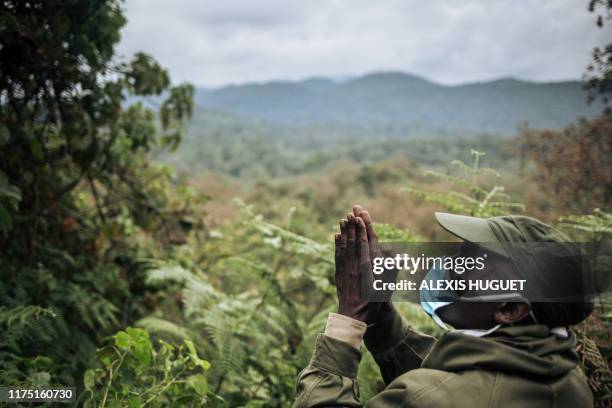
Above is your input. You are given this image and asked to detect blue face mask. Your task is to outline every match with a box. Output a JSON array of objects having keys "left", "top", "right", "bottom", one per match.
[
  {"left": 419, "top": 256, "right": 507, "bottom": 337},
  {"left": 419, "top": 257, "right": 456, "bottom": 330}
]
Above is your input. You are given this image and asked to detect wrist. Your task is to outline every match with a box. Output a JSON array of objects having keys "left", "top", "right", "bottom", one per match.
[
  {"left": 337, "top": 305, "right": 368, "bottom": 323},
  {"left": 325, "top": 313, "right": 367, "bottom": 349}
]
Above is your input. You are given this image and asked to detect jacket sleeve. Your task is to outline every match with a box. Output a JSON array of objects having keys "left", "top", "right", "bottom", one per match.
[
  {"left": 293, "top": 333, "right": 363, "bottom": 407},
  {"left": 364, "top": 307, "right": 436, "bottom": 384},
  {"left": 292, "top": 332, "right": 435, "bottom": 408},
  {"left": 293, "top": 309, "right": 437, "bottom": 407}
]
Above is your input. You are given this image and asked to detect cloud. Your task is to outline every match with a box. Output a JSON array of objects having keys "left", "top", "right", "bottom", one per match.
[{"left": 116, "top": 0, "right": 612, "bottom": 87}]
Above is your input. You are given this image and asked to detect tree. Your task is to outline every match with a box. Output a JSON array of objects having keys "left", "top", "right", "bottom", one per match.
[
  {"left": 585, "top": 0, "right": 612, "bottom": 108},
  {"left": 405, "top": 149, "right": 524, "bottom": 218},
  {"left": 516, "top": 116, "right": 612, "bottom": 214},
  {"left": 0, "top": 0, "right": 194, "bottom": 387}
]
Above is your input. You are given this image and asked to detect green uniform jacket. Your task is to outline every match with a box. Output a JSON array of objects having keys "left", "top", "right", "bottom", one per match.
[{"left": 293, "top": 309, "right": 592, "bottom": 407}]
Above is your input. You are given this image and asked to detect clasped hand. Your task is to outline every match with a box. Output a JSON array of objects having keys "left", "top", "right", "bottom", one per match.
[{"left": 334, "top": 205, "right": 392, "bottom": 324}]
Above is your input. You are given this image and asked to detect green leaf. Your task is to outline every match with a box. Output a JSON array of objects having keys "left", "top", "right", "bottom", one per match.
[
  {"left": 84, "top": 369, "right": 95, "bottom": 391},
  {"left": 126, "top": 328, "right": 152, "bottom": 368},
  {"left": 114, "top": 331, "right": 131, "bottom": 349},
  {"left": 30, "top": 371, "right": 51, "bottom": 387},
  {"left": 184, "top": 339, "right": 211, "bottom": 371},
  {"left": 188, "top": 374, "right": 208, "bottom": 396},
  {"left": 97, "top": 346, "right": 118, "bottom": 368},
  {"left": 127, "top": 397, "right": 142, "bottom": 408},
  {"left": 184, "top": 339, "right": 197, "bottom": 357},
  {"left": 29, "top": 356, "right": 54, "bottom": 371},
  {"left": 108, "top": 401, "right": 123, "bottom": 408}
]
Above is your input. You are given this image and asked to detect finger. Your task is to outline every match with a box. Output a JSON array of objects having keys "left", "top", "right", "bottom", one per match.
[
  {"left": 346, "top": 214, "right": 357, "bottom": 265},
  {"left": 356, "top": 216, "right": 368, "bottom": 242},
  {"left": 359, "top": 209, "right": 373, "bottom": 225},
  {"left": 359, "top": 210, "right": 381, "bottom": 256},
  {"left": 346, "top": 213, "right": 356, "bottom": 244},
  {"left": 347, "top": 215, "right": 362, "bottom": 279},
  {"left": 353, "top": 208, "right": 376, "bottom": 241},
  {"left": 356, "top": 217, "right": 370, "bottom": 264},
  {"left": 335, "top": 233, "right": 345, "bottom": 256},
  {"left": 339, "top": 219, "right": 347, "bottom": 245},
  {"left": 352, "top": 204, "right": 364, "bottom": 217},
  {"left": 335, "top": 233, "right": 346, "bottom": 278}
]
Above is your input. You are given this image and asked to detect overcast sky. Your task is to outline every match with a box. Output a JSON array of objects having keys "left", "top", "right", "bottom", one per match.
[{"left": 116, "top": 0, "right": 612, "bottom": 88}]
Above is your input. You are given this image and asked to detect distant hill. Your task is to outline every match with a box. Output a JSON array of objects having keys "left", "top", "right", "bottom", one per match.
[{"left": 195, "top": 72, "right": 602, "bottom": 134}]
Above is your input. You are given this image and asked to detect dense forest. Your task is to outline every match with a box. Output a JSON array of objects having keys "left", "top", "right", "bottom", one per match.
[{"left": 0, "top": 0, "right": 610, "bottom": 407}]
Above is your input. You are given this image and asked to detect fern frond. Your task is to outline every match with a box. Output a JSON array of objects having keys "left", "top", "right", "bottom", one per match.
[
  {"left": 0, "top": 306, "right": 56, "bottom": 327},
  {"left": 448, "top": 191, "right": 479, "bottom": 205},
  {"left": 136, "top": 316, "right": 194, "bottom": 341},
  {"left": 422, "top": 170, "right": 479, "bottom": 192},
  {"left": 146, "top": 265, "right": 192, "bottom": 286},
  {"left": 405, "top": 188, "right": 474, "bottom": 214},
  {"left": 182, "top": 278, "right": 220, "bottom": 318}
]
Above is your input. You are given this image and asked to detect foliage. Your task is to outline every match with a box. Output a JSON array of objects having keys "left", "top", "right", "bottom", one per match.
[
  {"left": 0, "top": 0, "right": 195, "bottom": 389},
  {"left": 135, "top": 200, "right": 440, "bottom": 405},
  {"left": 82, "top": 327, "right": 221, "bottom": 407},
  {"left": 404, "top": 149, "right": 524, "bottom": 217},
  {"left": 374, "top": 223, "right": 424, "bottom": 242},
  {"left": 403, "top": 149, "right": 612, "bottom": 406},
  {"left": 0, "top": 175, "right": 21, "bottom": 232},
  {"left": 576, "top": 330, "right": 612, "bottom": 408},
  {"left": 516, "top": 115, "right": 612, "bottom": 214},
  {"left": 566, "top": 207, "right": 612, "bottom": 408},
  {"left": 559, "top": 208, "right": 612, "bottom": 241},
  {"left": 138, "top": 202, "right": 334, "bottom": 407},
  {"left": 0, "top": 306, "right": 58, "bottom": 388},
  {"left": 586, "top": 0, "right": 612, "bottom": 107},
  {"left": 162, "top": 108, "right": 516, "bottom": 179}
]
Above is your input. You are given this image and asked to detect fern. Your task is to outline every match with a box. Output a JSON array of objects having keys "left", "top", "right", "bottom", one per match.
[
  {"left": 137, "top": 316, "right": 194, "bottom": 341},
  {"left": 407, "top": 149, "right": 525, "bottom": 217},
  {"left": 147, "top": 264, "right": 194, "bottom": 285},
  {"left": 137, "top": 203, "right": 339, "bottom": 406},
  {"left": 559, "top": 208, "right": 612, "bottom": 241},
  {"left": 0, "top": 305, "right": 56, "bottom": 327}
]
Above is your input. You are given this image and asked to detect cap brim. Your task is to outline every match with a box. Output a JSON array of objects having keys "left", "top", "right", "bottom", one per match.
[{"left": 435, "top": 212, "right": 509, "bottom": 258}]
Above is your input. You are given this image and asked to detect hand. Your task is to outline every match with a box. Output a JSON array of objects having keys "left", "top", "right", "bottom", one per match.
[{"left": 334, "top": 205, "right": 392, "bottom": 324}]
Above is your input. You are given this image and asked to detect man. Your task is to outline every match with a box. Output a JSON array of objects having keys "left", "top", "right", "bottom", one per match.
[{"left": 293, "top": 205, "right": 594, "bottom": 407}]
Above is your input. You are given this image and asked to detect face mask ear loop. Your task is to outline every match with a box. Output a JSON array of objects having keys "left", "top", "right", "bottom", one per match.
[
  {"left": 525, "top": 300, "right": 540, "bottom": 325},
  {"left": 432, "top": 311, "right": 450, "bottom": 330}
]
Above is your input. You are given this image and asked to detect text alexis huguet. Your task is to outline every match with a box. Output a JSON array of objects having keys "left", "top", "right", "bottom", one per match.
[{"left": 371, "top": 254, "right": 526, "bottom": 292}]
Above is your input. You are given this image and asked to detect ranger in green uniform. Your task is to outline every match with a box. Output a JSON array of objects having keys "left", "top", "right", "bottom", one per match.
[{"left": 293, "top": 206, "right": 594, "bottom": 407}]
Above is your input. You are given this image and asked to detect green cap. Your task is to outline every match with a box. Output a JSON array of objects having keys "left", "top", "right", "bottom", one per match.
[
  {"left": 434, "top": 212, "right": 509, "bottom": 257},
  {"left": 434, "top": 212, "right": 596, "bottom": 327}
]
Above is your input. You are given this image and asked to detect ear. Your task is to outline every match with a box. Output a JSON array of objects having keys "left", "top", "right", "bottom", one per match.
[{"left": 494, "top": 302, "right": 531, "bottom": 324}]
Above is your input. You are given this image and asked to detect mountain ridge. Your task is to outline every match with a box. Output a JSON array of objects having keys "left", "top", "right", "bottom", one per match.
[{"left": 195, "top": 71, "right": 601, "bottom": 134}]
